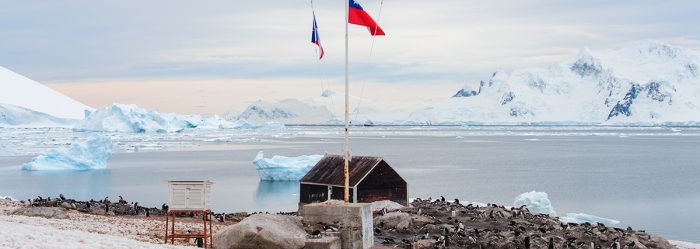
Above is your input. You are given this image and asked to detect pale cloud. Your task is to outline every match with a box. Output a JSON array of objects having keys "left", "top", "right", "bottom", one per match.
[{"left": 2, "top": 0, "right": 700, "bottom": 114}]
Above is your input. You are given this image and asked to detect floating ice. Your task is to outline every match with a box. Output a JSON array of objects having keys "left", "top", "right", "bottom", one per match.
[
  {"left": 75, "top": 103, "right": 283, "bottom": 133},
  {"left": 513, "top": 191, "right": 556, "bottom": 216},
  {"left": 252, "top": 151, "right": 323, "bottom": 181},
  {"left": 0, "top": 196, "right": 17, "bottom": 202},
  {"left": 21, "top": 136, "right": 112, "bottom": 171},
  {"left": 560, "top": 213, "right": 621, "bottom": 225},
  {"left": 228, "top": 119, "right": 285, "bottom": 130}
]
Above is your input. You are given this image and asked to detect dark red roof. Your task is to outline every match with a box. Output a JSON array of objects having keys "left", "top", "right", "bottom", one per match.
[{"left": 300, "top": 155, "right": 383, "bottom": 187}]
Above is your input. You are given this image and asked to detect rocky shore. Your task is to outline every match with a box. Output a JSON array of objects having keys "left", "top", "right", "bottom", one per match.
[
  {"left": 372, "top": 198, "right": 675, "bottom": 248},
  {"left": 1, "top": 195, "right": 698, "bottom": 249}
]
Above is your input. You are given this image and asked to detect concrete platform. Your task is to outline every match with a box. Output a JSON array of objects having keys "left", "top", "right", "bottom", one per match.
[
  {"left": 305, "top": 236, "right": 341, "bottom": 249},
  {"left": 302, "top": 203, "right": 373, "bottom": 249}
]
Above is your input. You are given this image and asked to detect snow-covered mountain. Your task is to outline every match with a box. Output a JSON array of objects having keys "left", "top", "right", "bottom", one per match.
[
  {"left": 0, "top": 66, "right": 92, "bottom": 120},
  {"left": 410, "top": 41, "right": 700, "bottom": 124},
  {"left": 237, "top": 99, "right": 337, "bottom": 124}
]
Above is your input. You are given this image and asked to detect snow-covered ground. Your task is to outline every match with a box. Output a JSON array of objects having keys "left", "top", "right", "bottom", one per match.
[
  {"left": 0, "top": 66, "right": 91, "bottom": 120},
  {"left": 0, "top": 200, "right": 232, "bottom": 249}
]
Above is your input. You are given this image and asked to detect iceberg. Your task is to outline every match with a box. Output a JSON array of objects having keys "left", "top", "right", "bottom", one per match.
[
  {"left": 560, "top": 213, "right": 621, "bottom": 225},
  {"left": 513, "top": 191, "right": 556, "bottom": 216},
  {"left": 1, "top": 196, "right": 17, "bottom": 202},
  {"left": 252, "top": 151, "right": 323, "bottom": 181},
  {"left": 76, "top": 103, "right": 284, "bottom": 133},
  {"left": 21, "top": 136, "right": 112, "bottom": 171}
]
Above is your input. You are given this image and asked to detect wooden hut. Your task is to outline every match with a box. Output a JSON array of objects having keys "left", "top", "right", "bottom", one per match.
[{"left": 299, "top": 155, "right": 408, "bottom": 206}]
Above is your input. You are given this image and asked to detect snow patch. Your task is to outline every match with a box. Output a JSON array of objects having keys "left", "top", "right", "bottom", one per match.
[
  {"left": 21, "top": 136, "right": 112, "bottom": 171},
  {"left": 252, "top": 151, "right": 323, "bottom": 181},
  {"left": 513, "top": 191, "right": 556, "bottom": 216}
]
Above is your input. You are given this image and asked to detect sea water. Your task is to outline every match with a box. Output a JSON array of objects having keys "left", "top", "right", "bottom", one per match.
[{"left": 0, "top": 126, "right": 698, "bottom": 242}]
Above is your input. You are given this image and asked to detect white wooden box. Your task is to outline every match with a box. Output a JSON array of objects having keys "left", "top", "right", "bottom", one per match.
[{"left": 167, "top": 180, "right": 213, "bottom": 211}]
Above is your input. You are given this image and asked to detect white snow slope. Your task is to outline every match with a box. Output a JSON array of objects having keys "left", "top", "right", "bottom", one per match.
[
  {"left": 410, "top": 41, "right": 700, "bottom": 125},
  {"left": 0, "top": 103, "right": 77, "bottom": 127},
  {"left": 0, "top": 66, "right": 92, "bottom": 120}
]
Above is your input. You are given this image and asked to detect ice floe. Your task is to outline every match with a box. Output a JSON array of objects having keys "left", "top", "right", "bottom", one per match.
[
  {"left": 252, "top": 151, "right": 323, "bottom": 181},
  {"left": 560, "top": 213, "right": 620, "bottom": 225},
  {"left": 21, "top": 136, "right": 112, "bottom": 171},
  {"left": 514, "top": 191, "right": 621, "bottom": 225}
]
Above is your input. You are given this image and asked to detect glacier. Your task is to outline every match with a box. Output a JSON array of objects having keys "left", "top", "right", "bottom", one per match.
[
  {"left": 0, "top": 66, "right": 92, "bottom": 120},
  {"left": 410, "top": 41, "right": 700, "bottom": 125},
  {"left": 21, "top": 136, "right": 112, "bottom": 171},
  {"left": 513, "top": 191, "right": 557, "bottom": 216},
  {"left": 75, "top": 103, "right": 283, "bottom": 133},
  {"left": 0, "top": 103, "right": 77, "bottom": 128},
  {"left": 252, "top": 151, "right": 323, "bottom": 181}
]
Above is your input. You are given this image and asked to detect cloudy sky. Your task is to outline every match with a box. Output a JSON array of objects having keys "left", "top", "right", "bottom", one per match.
[{"left": 1, "top": 0, "right": 699, "bottom": 115}]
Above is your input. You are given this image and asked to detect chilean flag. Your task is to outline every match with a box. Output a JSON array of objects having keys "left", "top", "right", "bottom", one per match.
[
  {"left": 349, "top": 0, "right": 385, "bottom": 36},
  {"left": 311, "top": 13, "right": 324, "bottom": 60}
]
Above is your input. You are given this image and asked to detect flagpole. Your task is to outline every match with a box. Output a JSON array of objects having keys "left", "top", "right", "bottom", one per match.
[{"left": 343, "top": 0, "right": 351, "bottom": 204}]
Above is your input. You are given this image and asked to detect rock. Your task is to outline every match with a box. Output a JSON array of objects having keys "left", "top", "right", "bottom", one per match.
[
  {"left": 411, "top": 214, "right": 434, "bottom": 227},
  {"left": 214, "top": 214, "right": 306, "bottom": 249},
  {"left": 11, "top": 207, "right": 69, "bottom": 219},
  {"left": 413, "top": 239, "right": 437, "bottom": 249},
  {"left": 371, "top": 200, "right": 404, "bottom": 212},
  {"left": 374, "top": 212, "right": 411, "bottom": 230},
  {"left": 60, "top": 202, "right": 75, "bottom": 210}
]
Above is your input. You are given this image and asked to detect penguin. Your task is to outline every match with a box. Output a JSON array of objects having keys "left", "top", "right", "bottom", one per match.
[
  {"left": 454, "top": 199, "right": 460, "bottom": 205},
  {"left": 162, "top": 203, "right": 169, "bottom": 212},
  {"left": 440, "top": 196, "right": 446, "bottom": 202},
  {"left": 59, "top": 194, "right": 66, "bottom": 201},
  {"left": 145, "top": 208, "right": 150, "bottom": 217},
  {"left": 524, "top": 236, "right": 531, "bottom": 249},
  {"left": 548, "top": 237, "right": 554, "bottom": 249}
]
